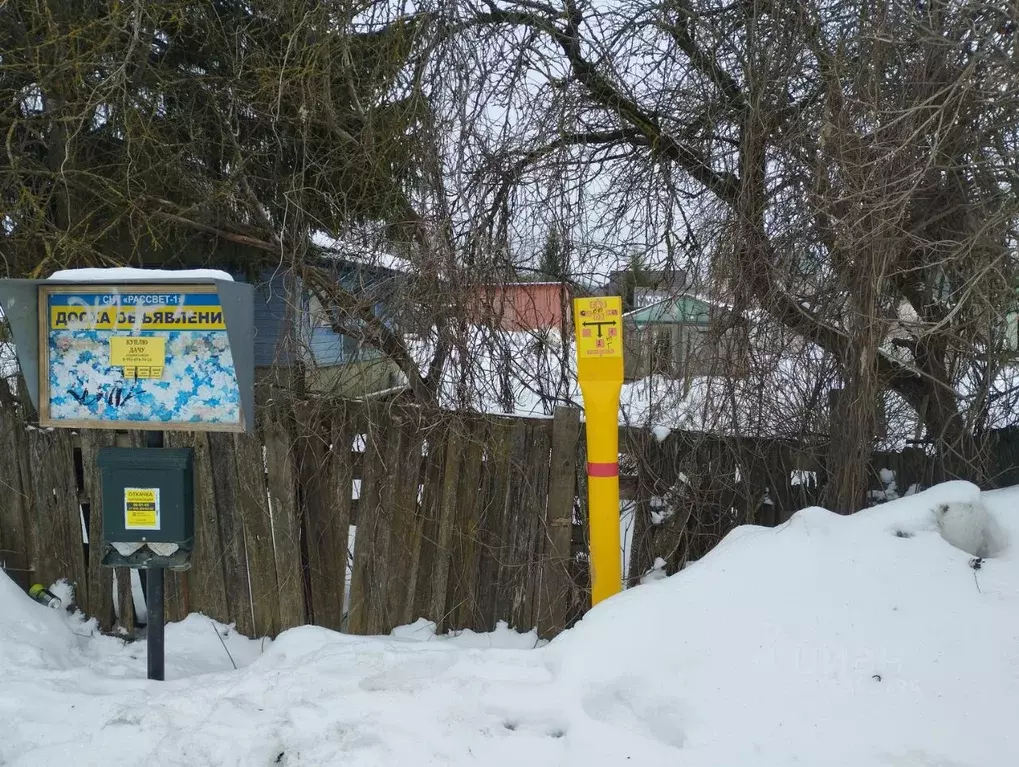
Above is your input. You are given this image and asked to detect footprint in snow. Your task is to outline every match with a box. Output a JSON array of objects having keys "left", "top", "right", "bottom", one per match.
[
  {"left": 582, "top": 681, "right": 686, "bottom": 749},
  {"left": 357, "top": 654, "right": 458, "bottom": 692}
]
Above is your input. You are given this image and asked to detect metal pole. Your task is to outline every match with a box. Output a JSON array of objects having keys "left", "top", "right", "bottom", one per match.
[
  {"left": 572, "top": 296, "right": 624, "bottom": 607},
  {"left": 145, "top": 430, "right": 166, "bottom": 681},
  {"left": 147, "top": 567, "right": 165, "bottom": 681}
]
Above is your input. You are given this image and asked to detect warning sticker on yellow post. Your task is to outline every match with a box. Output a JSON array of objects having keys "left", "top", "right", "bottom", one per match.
[
  {"left": 110, "top": 336, "right": 166, "bottom": 379},
  {"left": 574, "top": 296, "right": 623, "bottom": 358},
  {"left": 124, "top": 487, "right": 161, "bottom": 530}
]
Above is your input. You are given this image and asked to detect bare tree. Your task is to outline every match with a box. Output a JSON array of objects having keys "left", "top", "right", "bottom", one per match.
[{"left": 429, "top": 0, "right": 1019, "bottom": 508}]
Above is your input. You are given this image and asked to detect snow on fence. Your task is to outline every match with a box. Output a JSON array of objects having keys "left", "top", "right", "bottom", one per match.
[{"left": 5, "top": 394, "right": 1019, "bottom": 641}]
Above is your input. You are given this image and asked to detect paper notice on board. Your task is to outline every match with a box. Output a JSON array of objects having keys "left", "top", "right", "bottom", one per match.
[{"left": 110, "top": 336, "right": 166, "bottom": 379}]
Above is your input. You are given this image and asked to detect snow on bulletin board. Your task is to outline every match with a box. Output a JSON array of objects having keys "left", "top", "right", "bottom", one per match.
[{"left": 41, "top": 285, "right": 242, "bottom": 429}]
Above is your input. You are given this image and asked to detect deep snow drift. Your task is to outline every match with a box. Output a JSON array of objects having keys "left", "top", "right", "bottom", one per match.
[{"left": 2, "top": 480, "right": 1018, "bottom": 766}]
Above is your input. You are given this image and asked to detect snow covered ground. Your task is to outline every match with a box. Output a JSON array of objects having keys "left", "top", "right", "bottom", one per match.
[{"left": 3, "top": 480, "right": 1019, "bottom": 765}]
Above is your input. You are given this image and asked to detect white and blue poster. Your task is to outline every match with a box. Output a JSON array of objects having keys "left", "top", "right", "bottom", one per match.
[{"left": 43, "top": 286, "right": 242, "bottom": 428}]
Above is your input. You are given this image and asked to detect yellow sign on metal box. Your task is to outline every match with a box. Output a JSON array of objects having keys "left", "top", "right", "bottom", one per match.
[{"left": 124, "top": 487, "right": 161, "bottom": 530}]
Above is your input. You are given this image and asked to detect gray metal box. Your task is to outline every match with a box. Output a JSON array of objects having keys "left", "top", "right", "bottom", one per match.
[{"left": 97, "top": 447, "right": 194, "bottom": 570}]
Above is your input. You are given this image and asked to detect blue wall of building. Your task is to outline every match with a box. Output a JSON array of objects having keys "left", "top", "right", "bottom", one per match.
[
  {"left": 228, "top": 263, "right": 399, "bottom": 368},
  {"left": 305, "top": 262, "right": 398, "bottom": 368},
  {"left": 227, "top": 268, "right": 305, "bottom": 367}
]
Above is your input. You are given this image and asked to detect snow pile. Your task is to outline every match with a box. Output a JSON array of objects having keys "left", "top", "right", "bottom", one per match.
[
  {"left": 391, "top": 617, "right": 545, "bottom": 649},
  {"left": 547, "top": 480, "right": 1019, "bottom": 765},
  {"left": 311, "top": 231, "right": 415, "bottom": 275},
  {"left": 0, "top": 575, "right": 263, "bottom": 679},
  {"left": 3, "top": 481, "right": 1019, "bottom": 765},
  {"left": 0, "top": 573, "right": 94, "bottom": 672},
  {"left": 933, "top": 499, "right": 1008, "bottom": 558},
  {"left": 47, "top": 267, "right": 234, "bottom": 282}
]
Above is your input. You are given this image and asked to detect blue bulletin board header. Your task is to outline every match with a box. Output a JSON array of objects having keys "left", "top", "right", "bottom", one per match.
[{"left": 48, "top": 291, "right": 226, "bottom": 330}]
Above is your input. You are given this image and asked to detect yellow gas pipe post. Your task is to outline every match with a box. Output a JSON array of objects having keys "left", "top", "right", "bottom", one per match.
[{"left": 573, "top": 296, "right": 624, "bottom": 606}]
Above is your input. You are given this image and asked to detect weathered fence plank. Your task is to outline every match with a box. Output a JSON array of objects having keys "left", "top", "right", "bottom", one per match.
[
  {"left": 234, "top": 429, "right": 281, "bottom": 637},
  {"left": 428, "top": 421, "right": 463, "bottom": 631},
  {"left": 296, "top": 405, "right": 329, "bottom": 627},
  {"left": 114, "top": 569, "right": 135, "bottom": 631},
  {"left": 164, "top": 570, "right": 187, "bottom": 623},
  {"left": 512, "top": 421, "right": 552, "bottom": 630},
  {"left": 537, "top": 407, "right": 581, "bottom": 637},
  {"left": 626, "top": 430, "right": 655, "bottom": 586},
  {"left": 386, "top": 412, "right": 426, "bottom": 628},
  {"left": 208, "top": 433, "right": 255, "bottom": 637},
  {"left": 0, "top": 409, "right": 34, "bottom": 592},
  {"left": 80, "top": 429, "right": 115, "bottom": 630},
  {"left": 264, "top": 406, "right": 306, "bottom": 632},
  {"left": 409, "top": 422, "right": 446, "bottom": 624},
  {"left": 448, "top": 416, "right": 486, "bottom": 629},
  {"left": 475, "top": 419, "right": 514, "bottom": 631},
  {"left": 570, "top": 425, "right": 591, "bottom": 622},
  {"left": 296, "top": 404, "right": 351, "bottom": 632},
  {"left": 167, "top": 431, "right": 229, "bottom": 624},
  {"left": 495, "top": 419, "right": 531, "bottom": 628},
  {"left": 347, "top": 415, "right": 392, "bottom": 635},
  {"left": 28, "top": 428, "right": 87, "bottom": 606}
]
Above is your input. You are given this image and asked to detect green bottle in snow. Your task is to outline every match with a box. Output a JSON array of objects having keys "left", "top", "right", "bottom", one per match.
[{"left": 28, "top": 584, "right": 62, "bottom": 609}]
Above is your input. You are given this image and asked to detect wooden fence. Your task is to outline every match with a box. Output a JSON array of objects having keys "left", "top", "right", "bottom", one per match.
[
  {"left": 3, "top": 394, "right": 1016, "bottom": 640},
  {"left": 618, "top": 426, "right": 1019, "bottom": 583},
  {"left": 0, "top": 400, "right": 585, "bottom": 639}
]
